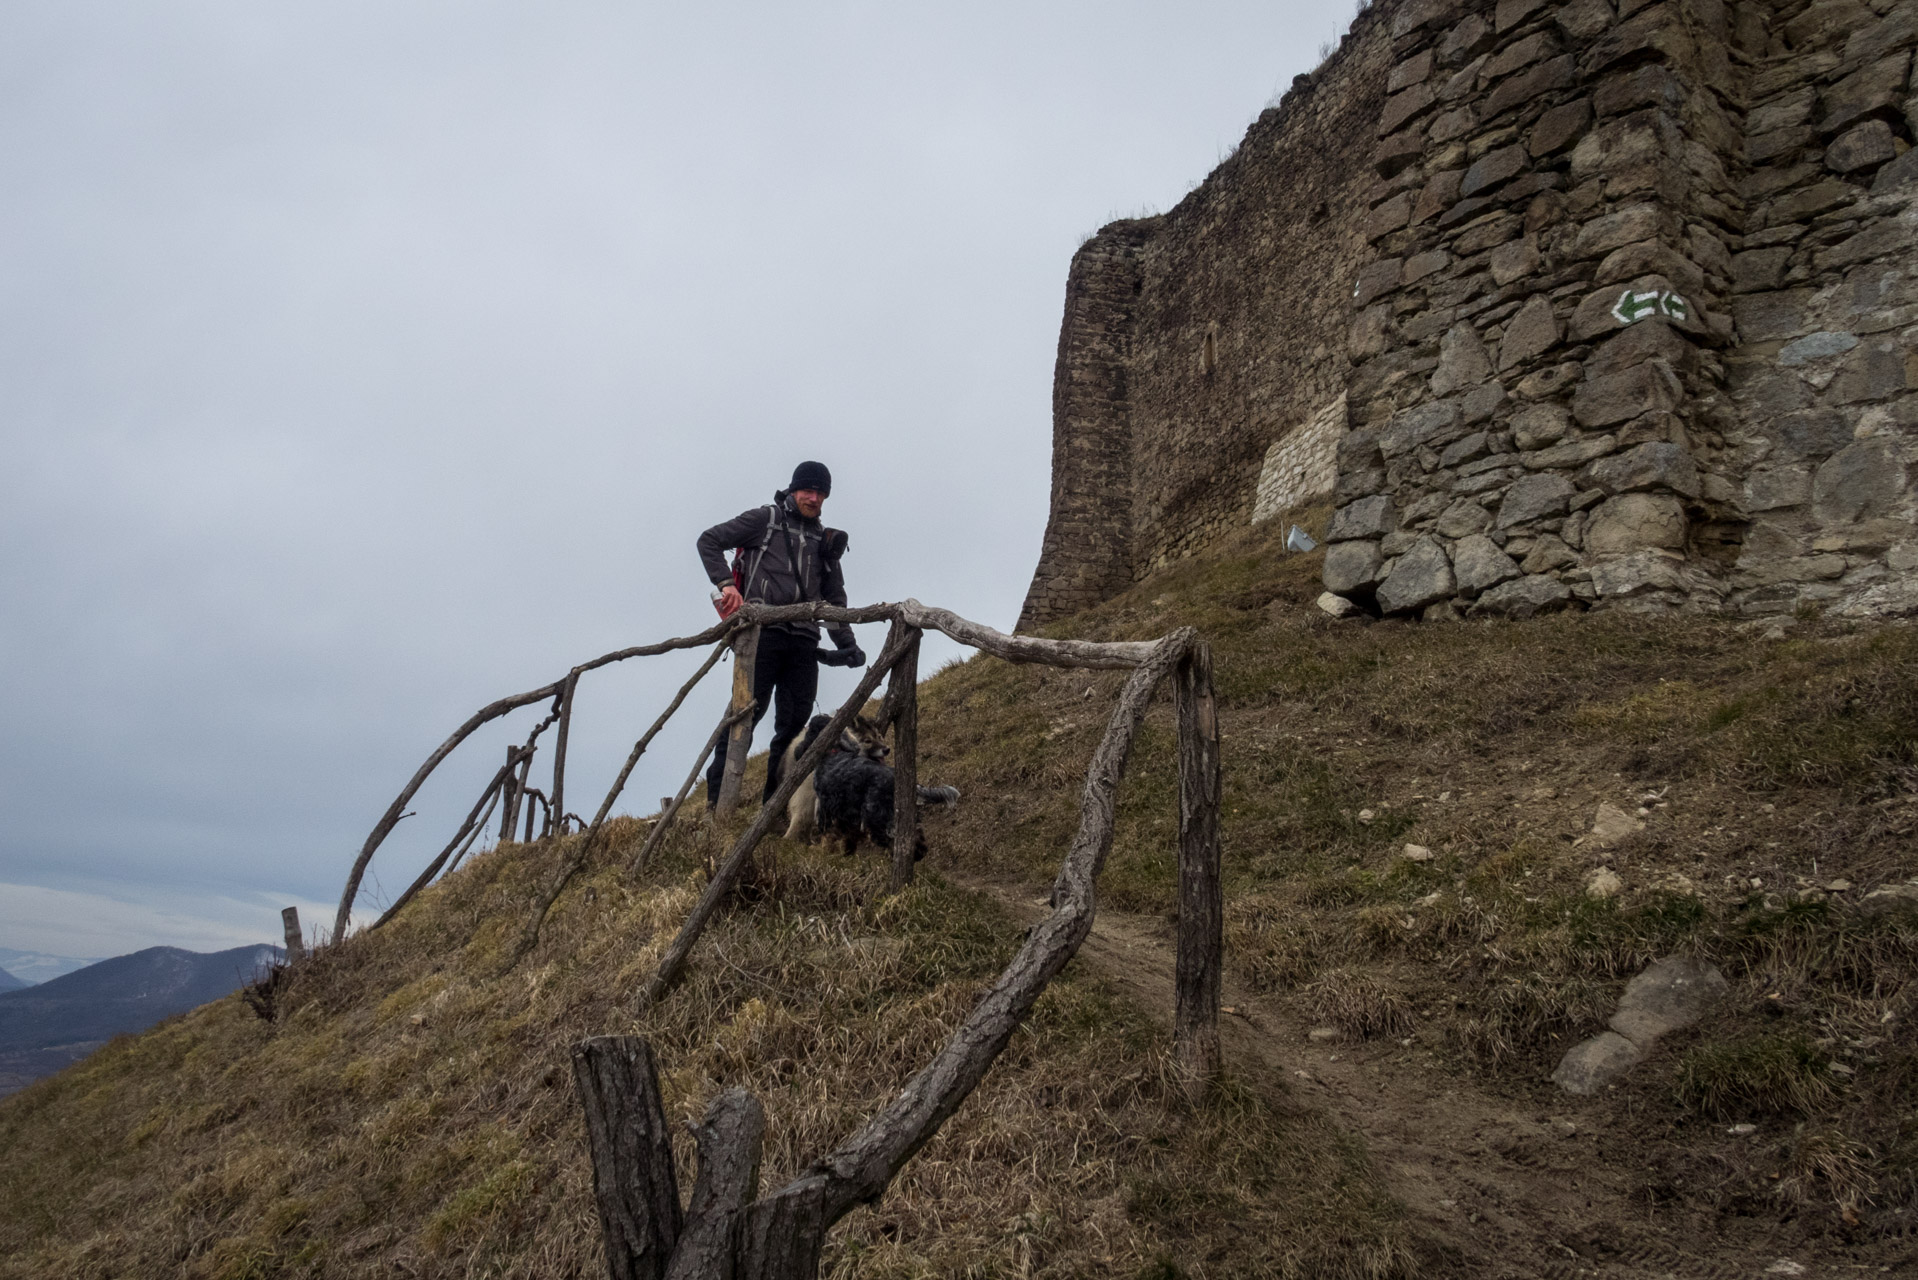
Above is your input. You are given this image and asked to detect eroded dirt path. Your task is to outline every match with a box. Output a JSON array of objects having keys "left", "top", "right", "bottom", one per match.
[{"left": 974, "top": 882, "right": 1821, "bottom": 1280}]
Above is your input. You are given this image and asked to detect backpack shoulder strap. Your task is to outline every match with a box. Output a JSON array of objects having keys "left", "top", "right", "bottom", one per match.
[{"left": 738, "top": 504, "right": 781, "bottom": 599}]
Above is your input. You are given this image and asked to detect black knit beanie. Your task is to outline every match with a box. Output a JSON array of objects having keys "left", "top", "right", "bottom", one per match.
[{"left": 789, "top": 461, "right": 832, "bottom": 496}]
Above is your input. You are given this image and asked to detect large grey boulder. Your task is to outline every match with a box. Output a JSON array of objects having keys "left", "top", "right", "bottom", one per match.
[
  {"left": 1452, "top": 534, "right": 1521, "bottom": 596},
  {"left": 1590, "top": 550, "right": 1688, "bottom": 599},
  {"left": 1551, "top": 1032, "right": 1644, "bottom": 1096},
  {"left": 1375, "top": 537, "right": 1456, "bottom": 615},
  {"left": 1813, "top": 440, "right": 1906, "bottom": 524},
  {"left": 1496, "top": 473, "right": 1577, "bottom": 528},
  {"left": 1552, "top": 954, "right": 1727, "bottom": 1095},
  {"left": 1511, "top": 403, "right": 1572, "bottom": 450},
  {"left": 1497, "top": 294, "right": 1561, "bottom": 371},
  {"left": 1328, "top": 495, "right": 1397, "bottom": 541},
  {"left": 1435, "top": 498, "right": 1494, "bottom": 539},
  {"left": 1607, "top": 955, "right": 1729, "bottom": 1045},
  {"left": 1431, "top": 322, "right": 1495, "bottom": 396},
  {"left": 1585, "top": 492, "right": 1688, "bottom": 555},
  {"left": 1587, "top": 442, "right": 1701, "bottom": 498},
  {"left": 1323, "top": 539, "right": 1385, "bottom": 594},
  {"left": 1381, "top": 400, "right": 1463, "bottom": 459},
  {"left": 1827, "top": 119, "right": 1896, "bottom": 172},
  {"left": 1470, "top": 572, "right": 1573, "bottom": 618}
]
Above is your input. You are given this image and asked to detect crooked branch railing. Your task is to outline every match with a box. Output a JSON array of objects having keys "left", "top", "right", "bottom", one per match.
[{"left": 334, "top": 599, "right": 1222, "bottom": 1280}]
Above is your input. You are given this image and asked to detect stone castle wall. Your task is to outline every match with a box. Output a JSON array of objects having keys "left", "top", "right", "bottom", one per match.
[
  {"left": 1017, "top": 6, "right": 1397, "bottom": 630},
  {"left": 1253, "top": 394, "right": 1350, "bottom": 524},
  {"left": 1020, "top": 0, "right": 1918, "bottom": 626}
]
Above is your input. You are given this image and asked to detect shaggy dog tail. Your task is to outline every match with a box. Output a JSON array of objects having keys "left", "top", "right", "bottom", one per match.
[
  {"left": 782, "top": 714, "right": 835, "bottom": 842},
  {"left": 916, "top": 785, "right": 960, "bottom": 806}
]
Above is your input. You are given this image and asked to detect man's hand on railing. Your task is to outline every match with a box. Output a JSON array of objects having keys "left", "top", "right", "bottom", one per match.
[
  {"left": 816, "top": 642, "right": 866, "bottom": 669},
  {"left": 712, "top": 584, "right": 745, "bottom": 620}
]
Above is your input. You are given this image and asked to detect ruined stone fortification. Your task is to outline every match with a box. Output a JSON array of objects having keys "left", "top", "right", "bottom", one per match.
[{"left": 1021, "top": 0, "right": 1918, "bottom": 627}]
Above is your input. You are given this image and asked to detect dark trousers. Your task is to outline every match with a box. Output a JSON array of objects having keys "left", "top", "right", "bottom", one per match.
[{"left": 706, "top": 629, "right": 819, "bottom": 806}]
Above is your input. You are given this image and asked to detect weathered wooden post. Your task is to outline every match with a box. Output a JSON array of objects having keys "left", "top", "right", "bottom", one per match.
[
  {"left": 574, "top": 1036, "right": 770, "bottom": 1280},
  {"left": 1173, "top": 638, "right": 1223, "bottom": 1096},
  {"left": 571, "top": 1037, "right": 684, "bottom": 1280},
  {"left": 499, "top": 745, "right": 523, "bottom": 843},
  {"left": 524, "top": 788, "right": 544, "bottom": 843},
  {"left": 888, "top": 629, "right": 922, "bottom": 893},
  {"left": 548, "top": 670, "right": 579, "bottom": 837},
  {"left": 714, "top": 626, "right": 761, "bottom": 820},
  {"left": 663, "top": 1086, "right": 766, "bottom": 1279},
  {"left": 280, "top": 907, "right": 305, "bottom": 960}
]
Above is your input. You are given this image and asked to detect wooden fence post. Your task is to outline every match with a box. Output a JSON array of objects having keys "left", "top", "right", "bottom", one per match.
[
  {"left": 499, "top": 745, "right": 522, "bottom": 843},
  {"left": 280, "top": 907, "right": 305, "bottom": 960},
  {"left": 663, "top": 1087, "right": 766, "bottom": 1280},
  {"left": 1173, "top": 638, "right": 1223, "bottom": 1097},
  {"left": 888, "top": 629, "right": 921, "bottom": 893},
  {"left": 572, "top": 1037, "right": 684, "bottom": 1280},
  {"left": 524, "top": 788, "right": 543, "bottom": 843},
  {"left": 548, "top": 671, "right": 579, "bottom": 837},
  {"left": 715, "top": 627, "right": 761, "bottom": 820}
]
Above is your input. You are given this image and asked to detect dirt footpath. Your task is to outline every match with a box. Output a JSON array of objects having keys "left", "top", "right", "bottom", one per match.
[{"left": 976, "top": 882, "right": 1844, "bottom": 1280}]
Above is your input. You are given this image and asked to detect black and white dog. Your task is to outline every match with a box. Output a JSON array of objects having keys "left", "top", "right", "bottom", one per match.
[{"left": 781, "top": 714, "right": 959, "bottom": 856}]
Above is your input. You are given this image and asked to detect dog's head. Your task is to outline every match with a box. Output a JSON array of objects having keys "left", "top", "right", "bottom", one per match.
[{"left": 840, "top": 715, "right": 890, "bottom": 761}]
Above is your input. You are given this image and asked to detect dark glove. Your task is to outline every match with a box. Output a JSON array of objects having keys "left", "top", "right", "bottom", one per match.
[{"left": 816, "top": 643, "right": 866, "bottom": 669}]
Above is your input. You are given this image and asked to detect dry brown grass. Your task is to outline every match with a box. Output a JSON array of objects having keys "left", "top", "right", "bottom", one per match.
[
  {"left": 917, "top": 520, "right": 1918, "bottom": 1240},
  {"left": 0, "top": 811, "right": 1413, "bottom": 1279},
  {"left": 1302, "top": 969, "right": 1412, "bottom": 1042}
]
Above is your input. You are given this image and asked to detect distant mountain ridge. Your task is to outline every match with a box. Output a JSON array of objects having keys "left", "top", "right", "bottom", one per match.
[
  {"left": 0, "top": 943, "right": 279, "bottom": 1097},
  {"left": 0, "top": 967, "right": 26, "bottom": 993},
  {"left": 0, "top": 947, "right": 102, "bottom": 986}
]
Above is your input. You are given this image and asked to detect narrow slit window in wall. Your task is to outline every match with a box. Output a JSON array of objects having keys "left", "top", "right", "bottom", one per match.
[{"left": 1202, "top": 328, "right": 1218, "bottom": 375}]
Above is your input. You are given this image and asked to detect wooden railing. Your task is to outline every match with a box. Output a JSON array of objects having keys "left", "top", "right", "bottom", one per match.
[{"left": 332, "top": 598, "right": 1222, "bottom": 1280}]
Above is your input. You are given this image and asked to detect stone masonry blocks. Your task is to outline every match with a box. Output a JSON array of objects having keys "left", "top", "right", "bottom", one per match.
[{"left": 1023, "top": 0, "right": 1918, "bottom": 628}]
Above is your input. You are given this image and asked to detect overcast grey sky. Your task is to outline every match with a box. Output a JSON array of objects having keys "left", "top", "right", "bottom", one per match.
[{"left": 0, "top": 1, "right": 1337, "bottom": 957}]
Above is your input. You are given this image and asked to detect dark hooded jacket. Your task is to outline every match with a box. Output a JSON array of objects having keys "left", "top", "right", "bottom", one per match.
[{"left": 696, "top": 491, "right": 855, "bottom": 646}]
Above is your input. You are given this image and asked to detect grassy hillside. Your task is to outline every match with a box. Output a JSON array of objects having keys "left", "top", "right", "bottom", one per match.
[
  {"left": 920, "top": 523, "right": 1918, "bottom": 1259},
  {"left": 3, "top": 520, "right": 1916, "bottom": 1276},
  {"left": 0, "top": 801, "right": 1407, "bottom": 1273}
]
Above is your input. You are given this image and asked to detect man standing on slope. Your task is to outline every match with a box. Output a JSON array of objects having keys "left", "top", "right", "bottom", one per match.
[{"left": 697, "top": 461, "right": 866, "bottom": 808}]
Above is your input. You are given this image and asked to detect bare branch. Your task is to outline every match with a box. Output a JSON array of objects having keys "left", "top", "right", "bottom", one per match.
[
  {"left": 505, "top": 641, "right": 730, "bottom": 967},
  {"left": 332, "top": 615, "right": 744, "bottom": 944},
  {"left": 444, "top": 784, "right": 503, "bottom": 877},
  {"left": 627, "top": 701, "right": 756, "bottom": 878},
  {"left": 733, "top": 599, "right": 1157, "bottom": 669},
  {"left": 369, "top": 755, "right": 517, "bottom": 931}
]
